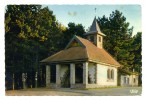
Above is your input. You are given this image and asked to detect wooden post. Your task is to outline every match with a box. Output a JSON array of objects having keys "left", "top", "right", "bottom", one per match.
[
  {"left": 12, "top": 73, "right": 15, "bottom": 90},
  {"left": 25, "top": 73, "right": 27, "bottom": 88},
  {"left": 22, "top": 73, "right": 26, "bottom": 89},
  {"left": 35, "top": 72, "right": 38, "bottom": 88}
]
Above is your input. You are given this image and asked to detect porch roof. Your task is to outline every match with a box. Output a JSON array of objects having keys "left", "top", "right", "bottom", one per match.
[
  {"left": 41, "top": 46, "right": 88, "bottom": 63},
  {"left": 41, "top": 35, "right": 121, "bottom": 67}
]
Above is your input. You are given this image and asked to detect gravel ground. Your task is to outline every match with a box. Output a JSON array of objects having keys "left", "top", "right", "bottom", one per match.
[{"left": 5, "top": 87, "right": 142, "bottom": 96}]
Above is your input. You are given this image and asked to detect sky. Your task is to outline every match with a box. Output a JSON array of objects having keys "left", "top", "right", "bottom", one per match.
[{"left": 43, "top": 5, "right": 141, "bottom": 36}]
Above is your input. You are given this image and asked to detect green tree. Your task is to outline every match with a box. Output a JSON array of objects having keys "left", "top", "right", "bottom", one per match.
[
  {"left": 97, "top": 10, "right": 135, "bottom": 73},
  {"left": 63, "top": 22, "right": 85, "bottom": 47},
  {"left": 5, "top": 5, "right": 42, "bottom": 73},
  {"left": 132, "top": 32, "right": 142, "bottom": 72},
  {"left": 132, "top": 32, "right": 142, "bottom": 85},
  {"left": 5, "top": 5, "right": 65, "bottom": 87}
]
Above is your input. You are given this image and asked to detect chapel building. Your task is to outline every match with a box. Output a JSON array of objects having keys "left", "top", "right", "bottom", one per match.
[{"left": 41, "top": 17, "right": 121, "bottom": 88}]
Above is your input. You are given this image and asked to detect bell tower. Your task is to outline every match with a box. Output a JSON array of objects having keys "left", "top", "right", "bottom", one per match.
[{"left": 85, "top": 17, "right": 106, "bottom": 48}]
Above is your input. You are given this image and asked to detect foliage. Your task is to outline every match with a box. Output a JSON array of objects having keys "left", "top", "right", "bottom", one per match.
[
  {"left": 132, "top": 32, "right": 142, "bottom": 73},
  {"left": 63, "top": 22, "right": 85, "bottom": 47},
  {"left": 97, "top": 10, "right": 141, "bottom": 74},
  {"left": 5, "top": 5, "right": 85, "bottom": 87},
  {"left": 5, "top": 5, "right": 64, "bottom": 73}
]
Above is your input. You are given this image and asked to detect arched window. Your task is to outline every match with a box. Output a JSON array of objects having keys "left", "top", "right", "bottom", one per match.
[
  {"left": 111, "top": 69, "right": 114, "bottom": 80},
  {"left": 99, "top": 36, "right": 101, "bottom": 42},
  {"left": 133, "top": 78, "right": 136, "bottom": 83},
  {"left": 107, "top": 69, "right": 110, "bottom": 79}
]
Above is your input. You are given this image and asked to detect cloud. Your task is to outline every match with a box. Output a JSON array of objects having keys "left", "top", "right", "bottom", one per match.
[{"left": 68, "top": 11, "right": 77, "bottom": 16}]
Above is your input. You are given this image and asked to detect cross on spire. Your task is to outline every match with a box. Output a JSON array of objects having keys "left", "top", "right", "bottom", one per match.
[{"left": 94, "top": 8, "right": 97, "bottom": 15}]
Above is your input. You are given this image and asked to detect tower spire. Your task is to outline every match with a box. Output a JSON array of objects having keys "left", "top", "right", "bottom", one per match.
[{"left": 85, "top": 13, "right": 106, "bottom": 48}]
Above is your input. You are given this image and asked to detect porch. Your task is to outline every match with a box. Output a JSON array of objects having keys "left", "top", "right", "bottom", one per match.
[{"left": 46, "top": 62, "right": 98, "bottom": 88}]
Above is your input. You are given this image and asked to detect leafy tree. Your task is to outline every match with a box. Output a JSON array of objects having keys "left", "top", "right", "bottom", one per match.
[
  {"left": 132, "top": 32, "right": 142, "bottom": 72},
  {"left": 5, "top": 5, "right": 65, "bottom": 87},
  {"left": 97, "top": 10, "right": 135, "bottom": 73},
  {"left": 132, "top": 32, "right": 142, "bottom": 85},
  {"left": 63, "top": 22, "right": 85, "bottom": 47},
  {"left": 97, "top": 10, "right": 142, "bottom": 86},
  {"left": 5, "top": 5, "right": 42, "bottom": 73}
]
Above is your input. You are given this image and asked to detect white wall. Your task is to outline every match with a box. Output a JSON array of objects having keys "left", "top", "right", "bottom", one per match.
[
  {"left": 121, "top": 75, "right": 138, "bottom": 86},
  {"left": 97, "top": 64, "right": 117, "bottom": 86},
  {"left": 121, "top": 75, "right": 129, "bottom": 86},
  {"left": 130, "top": 75, "right": 138, "bottom": 86}
]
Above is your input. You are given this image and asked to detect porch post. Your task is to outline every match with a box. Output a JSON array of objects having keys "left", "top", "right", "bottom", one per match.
[
  {"left": 46, "top": 65, "right": 50, "bottom": 87},
  {"left": 70, "top": 63, "right": 75, "bottom": 87},
  {"left": 56, "top": 64, "right": 61, "bottom": 88},
  {"left": 83, "top": 62, "right": 88, "bottom": 85}
]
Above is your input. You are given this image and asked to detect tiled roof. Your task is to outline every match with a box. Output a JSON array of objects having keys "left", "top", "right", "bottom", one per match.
[
  {"left": 76, "top": 36, "right": 121, "bottom": 67},
  {"left": 41, "top": 47, "right": 88, "bottom": 63},
  {"left": 41, "top": 35, "right": 121, "bottom": 67}
]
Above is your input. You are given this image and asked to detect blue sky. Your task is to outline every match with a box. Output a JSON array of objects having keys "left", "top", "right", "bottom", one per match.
[{"left": 43, "top": 5, "right": 141, "bottom": 36}]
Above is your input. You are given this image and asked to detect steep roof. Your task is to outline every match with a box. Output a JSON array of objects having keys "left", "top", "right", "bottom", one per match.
[
  {"left": 90, "top": 16, "right": 101, "bottom": 33},
  {"left": 41, "top": 35, "right": 121, "bottom": 67},
  {"left": 85, "top": 17, "right": 106, "bottom": 36}
]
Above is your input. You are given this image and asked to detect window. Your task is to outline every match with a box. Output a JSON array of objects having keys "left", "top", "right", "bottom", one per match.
[
  {"left": 133, "top": 78, "right": 136, "bottom": 83},
  {"left": 111, "top": 69, "right": 114, "bottom": 80},
  {"left": 124, "top": 77, "right": 126, "bottom": 84},
  {"left": 99, "top": 36, "right": 101, "bottom": 42},
  {"left": 127, "top": 78, "right": 129, "bottom": 84},
  {"left": 107, "top": 69, "right": 110, "bottom": 79},
  {"left": 107, "top": 69, "right": 115, "bottom": 81}
]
